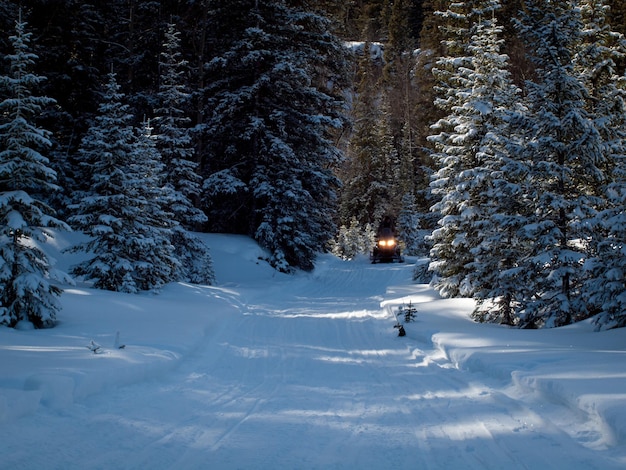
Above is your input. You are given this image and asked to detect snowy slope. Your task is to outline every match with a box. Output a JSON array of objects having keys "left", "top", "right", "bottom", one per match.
[{"left": 0, "top": 232, "right": 625, "bottom": 469}]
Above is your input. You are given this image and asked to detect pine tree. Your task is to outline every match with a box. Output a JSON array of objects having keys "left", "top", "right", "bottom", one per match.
[
  {"left": 342, "top": 84, "right": 397, "bottom": 227},
  {"left": 397, "top": 193, "right": 424, "bottom": 256},
  {"left": 453, "top": 10, "right": 528, "bottom": 325},
  {"left": 383, "top": 0, "right": 416, "bottom": 140},
  {"left": 586, "top": 153, "right": 626, "bottom": 330},
  {"left": 513, "top": 0, "right": 606, "bottom": 327},
  {"left": 23, "top": 1, "right": 107, "bottom": 218},
  {"left": 0, "top": 14, "right": 70, "bottom": 328},
  {"left": 329, "top": 216, "right": 374, "bottom": 261},
  {"left": 577, "top": 0, "right": 626, "bottom": 329},
  {"left": 382, "top": 0, "right": 424, "bottom": 221},
  {"left": 99, "top": 0, "right": 163, "bottom": 111},
  {"left": 413, "top": 0, "right": 451, "bottom": 221},
  {"left": 468, "top": 105, "right": 531, "bottom": 327},
  {"left": 427, "top": 0, "right": 500, "bottom": 298},
  {"left": 340, "top": 42, "right": 389, "bottom": 226},
  {"left": 125, "top": 120, "right": 180, "bottom": 291},
  {"left": 200, "top": 0, "right": 349, "bottom": 272},
  {"left": 69, "top": 74, "right": 178, "bottom": 292},
  {"left": 155, "top": 22, "right": 214, "bottom": 286},
  {"left": 155, "top": 22, "right": 206, "bottom": 231}
]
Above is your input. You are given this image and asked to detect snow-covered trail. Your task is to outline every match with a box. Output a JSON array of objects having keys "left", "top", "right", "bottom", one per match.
[{"left": 2, "top": 254, "right": 620, "bottom": 469}]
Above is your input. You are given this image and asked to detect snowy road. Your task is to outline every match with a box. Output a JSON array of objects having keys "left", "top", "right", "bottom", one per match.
[{"left": 2, "top": 236, "right": 624, "bottom": 469}]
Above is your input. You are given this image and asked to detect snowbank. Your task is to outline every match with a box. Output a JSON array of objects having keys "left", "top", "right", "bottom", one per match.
[
  {"left": 383, "top": 289, "right": 626, "bottom": 455},
  {"left": 0, "top": 232, "right": 624, "bottom": 468}
]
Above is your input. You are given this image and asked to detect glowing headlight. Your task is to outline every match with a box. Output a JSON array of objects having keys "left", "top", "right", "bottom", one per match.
[{"left": 379, "top": 239, "right": 395, "bottom": 247}]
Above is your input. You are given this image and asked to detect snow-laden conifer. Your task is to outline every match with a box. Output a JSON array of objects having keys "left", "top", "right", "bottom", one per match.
[
  {"left": 397, "top": 193, "right": 425, "bottom": 256},
  {"left": 201, "top": 0, "right": 349, "bottom": 272},
  {"left": 155, "top": 22, "right": 206, "bottom": 231},
  {"left": 69, "top": 74, "right": 178, "bottom": 292},
  {"left": 125, "top": 120, "right": 180, "bottom": 291},
  {"left": 513, "top": 0, "right": 606, "bottom": 327},
  {"left": 457, "top": 11, "right": 527, "bottom": 325},
  {"left": 340, "top": 42, "right": 395, "bottom": 227},
  {"left": 0, "top": 14, "right": 70, "bottom": 328},
  {"left": 155, "top": 22, "right": 214, "bottom": 285},
  {"left": 329, "top": 217, "right": 375, "bottom": 261},
  {"left": 576, "top": 0, "right": 626, "bottom": 329},
  {"left": 428, "top": 0, "right": 501, "bottom": 298}
]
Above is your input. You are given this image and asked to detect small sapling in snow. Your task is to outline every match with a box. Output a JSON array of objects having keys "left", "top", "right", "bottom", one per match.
[{"left": 398, "top": 301, "right": 417, "bottom": 323}]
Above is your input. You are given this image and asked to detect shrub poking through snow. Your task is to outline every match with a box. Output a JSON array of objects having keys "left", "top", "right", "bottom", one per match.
[{"left": 397, "top": 301, "right": 417, "bottom": 323}]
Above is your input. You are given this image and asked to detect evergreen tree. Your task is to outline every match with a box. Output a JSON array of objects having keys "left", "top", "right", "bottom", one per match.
[
  {"left": 0, "top": 14, "right": 70, "bottom": 328},
  {"left": 428, "top": 0, "right": 498, "bottom": 298},
  {"left": 577, "top": 0, "right": 626, "bottom": 329},
  {"left": 341, "top": 46, "right": 397, "bottom": 229},
  {"left": 200, "top": 0, "right": 349, "bottom": 272},
  {"left": 329, "top": 216, "right": 375, "bottom": 261},
  {"left": 155, "top": 21, "right": 206, "bottom": 231},
  {"left": 99, "top": 0, "right": 163, "bottom": 112},
  {"left": 382, "top": 0, "right": 423, "bottom": 221},
  {"left": 69, "top": 73, "right": 178, "bottom": 292},
  {"left": 463, "top": 12, "right": 527, "bottom": 325},
  {"left": 414, "top": 0, "right": 464, "bottom": 224},
  {"left": 125, "top": 120, "right": 181, "bottom": 291},
  {"left": 155, "top": 22, "right": 214, "bottom": 286},
  {"left": 586, "top": 152, "right": 626, "bottom": 330},
  {"left": 340, "top": 42, "right": 388, "bottom": 226},
  {"left": 513, "top": 0, "right": 606, "bottom": 327},
  {"left": 11, "top": 2, "right": 110, "bottom": 218},
  {"left": 397, "top": 192, "right": 424, "bottom": 256}
]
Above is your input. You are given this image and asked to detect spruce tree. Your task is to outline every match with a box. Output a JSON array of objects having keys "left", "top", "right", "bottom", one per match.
[
  {"left": 383, "top": 0, "right": 417, "bottom": 143},
  {"left": 329, "top": 216, "right": 374, "bottom": 261},
  {"left": 513, "top": 0, "right": 606, "bottom": 327},
  {"left": 382, "top": 0, "right": 423, "bottom": 222},
  {"left": 464, "top": 12, "right": 527, "bottom": 325},
  {"left": 577, "top": 0, "right": 626, "bottom": 329},
  {"left": 155, "top": 22, "right": 214, "bottom": 285},
  {"left": 341, "top": 55, "right": 397, "bottom": 229},
  {"left": 125, "top": 120, "right": 180, "bottom": 291},
  {"left": 586, "top": 151, "right": 626, "bottom": 330},
  {"left": 340, "top": 42, "right": 390, "bottom": 227},
  {"left": 155, "top": 22, "right": 206, "bottom": 231},
  {"left": 200, "top": 0, "right": 349, "bottom": 272},
  {"left": 397, "top": 193, "right": 424, "bottom": 256},
  {"left": 0, "top": 14, "right": 70, "bottom": 328},
  {"left": 413, "top": 3, "right": 447, "bottom": 221},
  {"left": 428, "top": 0, "right": 495, "bottom": 298},
  {"left": 69, "top": 73, "right": 178, "bottom": 292}
]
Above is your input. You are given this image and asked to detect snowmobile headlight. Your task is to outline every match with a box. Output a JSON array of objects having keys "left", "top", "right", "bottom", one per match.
[{"left": 379, "top": 239, "right": 395, "bottom": 247}]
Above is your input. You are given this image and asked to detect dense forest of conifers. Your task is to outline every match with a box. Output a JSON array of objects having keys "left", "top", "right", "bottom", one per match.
[
  {"left": 1, "top": 1, "right": 626, "bottom": 331},
  {"left": 3, "top": 1, "right": 624, "bottom": 219}
]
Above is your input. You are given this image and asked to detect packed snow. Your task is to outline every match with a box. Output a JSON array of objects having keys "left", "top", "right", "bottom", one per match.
[{"left": 1, "top": 232, "right": 625, "bottom": 469}]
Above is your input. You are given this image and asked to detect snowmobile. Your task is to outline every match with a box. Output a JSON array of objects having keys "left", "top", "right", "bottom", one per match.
[{"left": 370, "top": 227, "right": 404, "bottom": 264}]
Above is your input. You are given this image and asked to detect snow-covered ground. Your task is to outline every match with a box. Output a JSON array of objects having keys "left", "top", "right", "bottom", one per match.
[{"left": 1, "top": 232, "right": 625, "bottom": 469}]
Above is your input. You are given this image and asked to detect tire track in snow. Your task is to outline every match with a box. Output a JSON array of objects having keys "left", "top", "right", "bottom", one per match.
[
  {"left": 4, "top": 257, "right": 621, "bottom": 469},
  {"left": 140, "top": 259, "right": 616, "bottom": 469}
]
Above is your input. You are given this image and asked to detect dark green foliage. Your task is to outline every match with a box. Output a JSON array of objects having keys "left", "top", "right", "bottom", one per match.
[
  {"left": 0, "top": 15, "right": 70, "bottom": 328},
  {"left": 68, "top": 74, "right": 178, "bottom": 292},
  {"left": 1, "top": 0, "right": 625, "bottom": 327},
  {"left": 200, "top": 0, "right": 349, "bottom": 271},
  {"left": 398, "top": 301, "right": 417, "bottom": 322}
]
